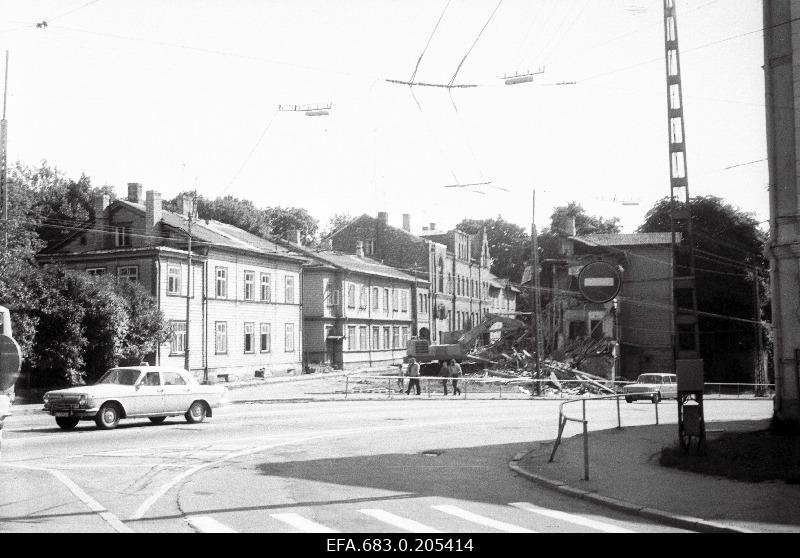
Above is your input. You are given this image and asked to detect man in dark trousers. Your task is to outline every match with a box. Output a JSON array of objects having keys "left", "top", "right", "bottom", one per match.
[
  {"left": 405, "top": 358, "right": 421, "bottom": 395},
  {"left": 449, "top": 359, "right": 463, "bottom": 396},
  {"left": 439, "top": 360, "right": 450, "bottom": 395}
]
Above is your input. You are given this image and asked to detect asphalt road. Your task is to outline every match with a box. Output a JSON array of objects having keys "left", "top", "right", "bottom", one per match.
[{"left": 0, "top": 397, "right": 766, "bottom": 534}]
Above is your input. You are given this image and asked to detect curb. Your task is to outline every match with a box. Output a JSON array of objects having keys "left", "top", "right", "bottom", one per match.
[{"left": 508, "top": 451, "right": 753, "bottom": 534}]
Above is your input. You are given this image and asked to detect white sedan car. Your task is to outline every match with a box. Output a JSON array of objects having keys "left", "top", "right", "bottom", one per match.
[
  {"left": 43, "top": 366, "right": 229, "bottom": 430},
  {"left": 623, "top": 373, "right": 678, "bottom": 403}
]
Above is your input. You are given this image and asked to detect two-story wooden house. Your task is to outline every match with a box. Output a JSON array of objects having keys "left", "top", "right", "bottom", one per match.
[{"left": 37, "top": 183, "right": 307, "bottom": 382}]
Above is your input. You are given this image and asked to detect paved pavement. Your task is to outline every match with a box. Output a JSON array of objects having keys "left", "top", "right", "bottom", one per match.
[{"left": 8, "top": 372, "right": 799, "bottom": 533}]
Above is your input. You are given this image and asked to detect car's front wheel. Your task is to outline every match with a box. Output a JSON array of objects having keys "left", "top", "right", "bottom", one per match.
[
  {"left": 55, "top": 417, "right": 79, "bottom": 430},
  {"left": 185, "top": 401, "right": 207, "bottom": 424},
  {"left": 625, "top": 396, "right": 633, "bottom": 404},
  {"left": 95, "top": 403, "right": 121, "bottom": 430}
]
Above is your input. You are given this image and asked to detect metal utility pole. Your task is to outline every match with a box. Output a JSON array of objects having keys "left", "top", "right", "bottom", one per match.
[
  {"left": 184, "top": 197, "right": 194, "bottom": 373},
  {"left": 1, "top": 51, "right": 8, "bottom": 250},
  {"left": 753, "top": 267, "right": 765, "bottom": 395},
  {"left": 531, "top": 190, "right": 544, "bottom": 393},
  {"left": 663, "top": 0, "right": 701, "bottom": 364}
]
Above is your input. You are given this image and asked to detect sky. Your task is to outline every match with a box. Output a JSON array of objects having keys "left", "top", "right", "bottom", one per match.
[{"left": 0, "top": 0, "right": 769, "bottom": 236}]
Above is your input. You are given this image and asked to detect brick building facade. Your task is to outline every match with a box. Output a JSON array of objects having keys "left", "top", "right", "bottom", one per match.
[
  {"left": 38, "top": 183, "right": 306, "bottom": 383},
  {"left": 546, "top": 232, "right": 675, "bottom": 379}
]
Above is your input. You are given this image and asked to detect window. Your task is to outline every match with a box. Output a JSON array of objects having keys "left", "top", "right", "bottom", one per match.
[
  {"left": 400, "top": 291, "right": 408, "bottom": 312},
  {"left": 285, "top": 276, "right": 295, "bottom": 304},
  {"left": 569, "top": 321, "right": 587, "bottom": 340},
  {"left": 244, "top": 271, "right": 255, "bottom": 301},
  {"left": 359, "top": 326, "right": 367, "bottom": 350},
  {"left": 285, "top": 324, "right": 294, "bottom": 352},
  {"left": 216, "top": 267, "right": 228, "bottom": 298},
  {"left": 383, "top": 288, "right": 390, "bottom": 312},
  {"left": 170, "top": 321, "right": 186, "bottom": 354},
  {"left": 260, "top": 323, "right": 271, "bottom": 352},
  {"left": 447, "top": 273, "right": 452, "bottom": 293},
  {"left": 347, "top": 325, "right": 357, "bottom": 350},
  {"left": 215, "top": 322, "right": 227, "bottom": 354},
  {"left": 392, "top": 289, "right": 399, "bottom": 312},
  {"left": 364, "top": 239, "right": 376, "bottom": 256},
  {"left": 347, "top": 284, "right": 356, "bottom": 308},
  {"left": 168, "top": 265, "right": 181, "bottom": 294},
  {"left": 383, "top": 326, "right": 390, "bottom": 350},
  {"left": 359, "top": 286, "right": 368, "bottom": 309},
  {"left": 392, "top": 326, "right": 400, "bottom": 349},
  {"left": 244, "top": 323, "right": 255, "bottom": 353},
  {"left": 590, "top": 320, "right": 603, "bottom": 341},
  {"left": 115, "top": 225, "right": 132, "bottom": 247},
  {"left": 372, "top": 287, "right": 379, "bottom": 310},
  {"left": 117, "top": 266, "right": 138, "bottom": 282},
  {"left": 162, "top": 371, "right": 186, "bottom": 386},
  {"left": 87, "top": 267, "right": 106, "bottom": 276},
  {"left": 260, "top": 273, "right": 272, "bottom": 302},
  {"left": 401, "top": 326, "right": 409, "bottom": 348},
  {"left": 372, "top": 326, "right": 380, "bottom": 350},
  {"left": 142, "top": 371, "right": 160, "bottom": 386}
]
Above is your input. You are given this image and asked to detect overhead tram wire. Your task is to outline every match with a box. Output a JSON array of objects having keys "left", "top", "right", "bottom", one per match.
[
  {"left": 448, "top": 0, "right": 504, "bottom": 88},
  {"left": 408, "top": 0, "right": 452, "bottom": 84},
  {"left": 222, "top": 108, "right": 280, "bottom": 195}
]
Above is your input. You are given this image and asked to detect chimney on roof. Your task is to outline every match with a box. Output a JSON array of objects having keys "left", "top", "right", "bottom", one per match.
[
  {"left": 145, "top": 190, "right": 162, "bottom": 237},
  {"left": 356, "top": 240, "right": 364, "bottom": 258},
  {"left": 176, "top": 194, "right": 194, "bottom": 218},
  {"left": 92, "top": 194, "right": 111, "bottom": 250},
  {"left": 127, "top": 183, "right": 143, "bottom": 204},
  {"left": 429, "top": 222, "right": 436, "bottom": 231},
  {"left": 378, "top": 212, "right": 388, "bottom": 224},
  {"left": 285, "top": 229, "right": 302, "bottom": 245},
  {"left": 402, "top": 214, "right": 411, "bottom": 232}
]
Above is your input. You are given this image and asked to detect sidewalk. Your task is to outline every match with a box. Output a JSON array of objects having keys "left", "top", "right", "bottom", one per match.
[{"left": 510, "top": 419, "right": 800, "bottom": 533}]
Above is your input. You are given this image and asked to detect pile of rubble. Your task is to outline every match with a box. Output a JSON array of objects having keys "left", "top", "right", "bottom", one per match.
[{"left": 465, "top": 333, "right": 620, "bottom": 396}]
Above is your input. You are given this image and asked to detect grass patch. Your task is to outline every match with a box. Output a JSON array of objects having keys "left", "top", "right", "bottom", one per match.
[{"left": 660, "top": 430, "right": 800, "bottom": 483}]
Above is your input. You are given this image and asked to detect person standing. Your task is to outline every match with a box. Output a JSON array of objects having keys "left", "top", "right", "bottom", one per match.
[
  {"left": 439, "top": 360, "right": 450, "bottom": 395},
  {"left": 449, "top": 359, "right": 463, "bottom": 396},
  {"left": 405, "top": 358, "right": 421, "bottom": 395}
]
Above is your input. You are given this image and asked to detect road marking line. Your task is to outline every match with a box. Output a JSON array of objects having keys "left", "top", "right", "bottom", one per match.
[
  {"left": 186, "top": 516, "right": 238, "bottom": 533},
  {"left": 129, "top": 417, "right": 518, "bottom": 521},
  {"left": 358, "top": 509, "right": 442, "bottom": 533},
  {"left": 1, "top": 463, "right": 132, "bottom": 533},
  {"left": 431, "top": 504, "right": 535, "bottom": 533},
  {"left": 509, "top": 502, "right": 635, "bottom": 533},
  {"left": 271, "top": 513, "right": 339, "bottom": 533}
]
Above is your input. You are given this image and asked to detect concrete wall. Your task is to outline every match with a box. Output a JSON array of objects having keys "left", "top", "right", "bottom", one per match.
[{"left": 764, "top": 0, "right": 800, "bottom": 425}]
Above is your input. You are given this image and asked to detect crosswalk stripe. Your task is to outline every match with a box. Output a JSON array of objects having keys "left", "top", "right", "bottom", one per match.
[
  {"left": 509, "top": 502, "right": 636, "bottom": 533},
  {"left": 271, "top": 512, "right": 340, "bottom": 533},
  {"left": 431, "top": 504, "right": 536, "bottom": 533},
  {"left": 186, "top": 516, "right": 238, "bottom": 533},
  {"left": 358, "top": 509, "right": 442, "bottom": 533}
]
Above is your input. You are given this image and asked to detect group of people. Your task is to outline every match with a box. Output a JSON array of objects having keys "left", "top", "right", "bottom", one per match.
[{"left": 402, "top": 358, "right": 463, "bottom": 396}]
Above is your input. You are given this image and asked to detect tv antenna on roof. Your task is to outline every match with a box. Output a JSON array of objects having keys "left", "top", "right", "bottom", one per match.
[
  {"left": 278, "top": 103, "right": 332, "bottom": 117},
  {"left": 497, "top": 67, "right": 544, "bottom": 86}
]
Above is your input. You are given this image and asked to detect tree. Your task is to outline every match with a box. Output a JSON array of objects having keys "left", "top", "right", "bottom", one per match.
[
  {"left": 321, "top": 213, "right": 354, "bottom": 239},
  {"left": 457, "top": 216, "right": 529, "bottom": 282},
  {"left": 638, "top": 195, "right": 768, "bottom": 382},
  {"left": 264, "top": 206, "right": 318, "bottom": 245}
]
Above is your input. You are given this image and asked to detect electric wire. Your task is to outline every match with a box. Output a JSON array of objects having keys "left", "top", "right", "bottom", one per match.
[
  {"left": 221, "top": 109, "right": 280, "bottom": 195},
  {"left": 409, "top": 0, "right": 452, "bottom": 84},
  {"left": 448, "top": 0, "right": 504, "bottom": 87}
]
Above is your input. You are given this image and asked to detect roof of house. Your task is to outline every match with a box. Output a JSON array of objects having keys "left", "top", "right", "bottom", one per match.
[
  {"left": 572, "top": 232, "right": 679, "bottom": 247},
  {"left": 299, "top": 248, "right": 428, "bottom": 283}
]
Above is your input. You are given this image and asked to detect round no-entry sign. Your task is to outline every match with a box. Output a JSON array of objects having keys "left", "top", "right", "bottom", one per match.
[
  {"left": 0, "top": 334, "right": 22, "bottom": 392},
  {"left": 578, "top": 261, "right": 622, "bottom": 304}
]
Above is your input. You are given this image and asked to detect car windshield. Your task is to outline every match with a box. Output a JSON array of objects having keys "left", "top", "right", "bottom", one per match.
[
  {"left": 96, "top": 368, "right": 142, "bottom": 386},
  {"left": 638, "top": 375, "right": 663, "bottom": 384}
]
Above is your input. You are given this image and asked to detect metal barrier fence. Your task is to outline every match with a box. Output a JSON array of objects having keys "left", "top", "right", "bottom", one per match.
[
  {"left": 547, "top": 383, "right": 775, "bottom": 481},
  {"left": 342, "top": 375, "right": 775, "bottom": 402}
]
